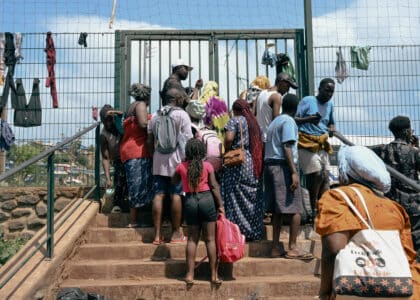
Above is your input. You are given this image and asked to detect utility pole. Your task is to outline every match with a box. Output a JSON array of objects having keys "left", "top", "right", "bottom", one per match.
[{"left": 304, "top": 0, "right": 315, "bottom": 96}]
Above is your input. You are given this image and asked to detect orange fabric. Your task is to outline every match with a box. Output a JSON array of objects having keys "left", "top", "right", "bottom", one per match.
[
  {"left": 298, "top": 131, "right": 333, "bottom": 154},
  {"left": 315, "top": 183, "right": 420, "bottom": 299}
]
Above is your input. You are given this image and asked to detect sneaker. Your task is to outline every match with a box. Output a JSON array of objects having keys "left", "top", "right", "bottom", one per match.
[{"left": 111, "top": 205, "right": 121, "bottom": 213}]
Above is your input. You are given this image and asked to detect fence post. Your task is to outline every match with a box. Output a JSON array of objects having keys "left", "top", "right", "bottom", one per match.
[
  {"left": 94, "top": 124, "right": 101, "bottom": 201},
  {"left": 46, "top": 152, "right": 55, "bottom": 258}
]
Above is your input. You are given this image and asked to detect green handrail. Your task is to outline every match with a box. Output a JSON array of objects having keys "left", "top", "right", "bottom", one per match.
[{"left": 0, "top": 122, "right": 101, "bottom": 288}]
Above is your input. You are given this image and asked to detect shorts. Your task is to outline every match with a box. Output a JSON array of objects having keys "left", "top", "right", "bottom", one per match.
[
  {"left": 184, "top": 191, "right": 217, "bottom": 225},
  {"left": 298, "top": 149, "right": 330, "bottom": 175},
  {"left": 264, "top": 163, "right": 303, "bottom": 215},
  {"left": 153, "top": 175, "right": 183, "bottom": 196}
]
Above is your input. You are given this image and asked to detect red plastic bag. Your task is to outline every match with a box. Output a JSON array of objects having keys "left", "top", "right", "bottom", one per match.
[{"left": 216, "top": 213, "right": 245, "bottom": 263}]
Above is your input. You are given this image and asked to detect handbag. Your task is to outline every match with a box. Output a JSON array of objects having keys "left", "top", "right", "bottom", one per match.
[
  {"left": 223, "top": 119, "right": 245, "bottom": 167},
  {"left": 333, "top": 187, "right": 413, "bottom": 299},
  {"left": 216, "top": 213, "right": 245, "bottom": 263}
]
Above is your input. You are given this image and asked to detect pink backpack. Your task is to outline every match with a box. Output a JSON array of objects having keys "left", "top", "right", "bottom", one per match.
[
  {"left": 216, "top": 214, "right": 245, "bottom": 263},
  {"left": 192, "top": 124, "right": 222, "bottom": 172}
]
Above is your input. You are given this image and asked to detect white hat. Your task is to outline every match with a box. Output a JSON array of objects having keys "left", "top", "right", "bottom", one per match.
[{"left": 171, "top": 58, "right": 193, "bottom": 71}]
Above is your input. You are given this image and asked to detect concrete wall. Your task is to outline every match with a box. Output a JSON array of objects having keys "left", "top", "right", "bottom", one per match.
[{"left": 0, "top": 187, "right": 87, "bottom": 239}]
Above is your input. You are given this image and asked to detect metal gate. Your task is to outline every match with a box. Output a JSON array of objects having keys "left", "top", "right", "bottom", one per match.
[{"left": 115, "top": 29, "right": 308, "bottom": 112}]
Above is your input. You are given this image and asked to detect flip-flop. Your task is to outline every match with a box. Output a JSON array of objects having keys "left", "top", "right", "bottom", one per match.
[
  {"left": 285, "top": 250, "right": 314, "bottom": 260},
  {"left": 126, "top": 223, "right": 140, "bottom": 228},
  {"left": 177, "top": 277, "right": 194, "bottom": 285},
  {"left": 211, "top": 278, "right": 223, "bottom": 286},
  {"left": 152, "top": 237, "right": 165, "bottom": 245},
  {"left": 170, "top": 235, "right": 187, "bottom": 244}
]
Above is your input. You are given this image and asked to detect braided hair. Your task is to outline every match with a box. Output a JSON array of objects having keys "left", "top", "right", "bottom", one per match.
[
  {"left": 232, "top": 99, "right": 263, "bottom": 179},
  {"left": 185, "top": 139, "right": 207, "bottom": 191}
]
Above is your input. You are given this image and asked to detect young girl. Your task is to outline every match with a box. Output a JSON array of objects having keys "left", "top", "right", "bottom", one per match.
[{"left": 172, "top": 139, "right": 224, "bottom": 285}]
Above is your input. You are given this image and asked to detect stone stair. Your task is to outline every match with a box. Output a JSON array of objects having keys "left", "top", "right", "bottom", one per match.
[{"left": 58, "top": 213, "right": 321, "bottom": 300}]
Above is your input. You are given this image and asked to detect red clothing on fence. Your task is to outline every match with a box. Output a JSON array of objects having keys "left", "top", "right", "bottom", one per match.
[{"left": 45, "top": 32, "right": 58, "bottom": 108}]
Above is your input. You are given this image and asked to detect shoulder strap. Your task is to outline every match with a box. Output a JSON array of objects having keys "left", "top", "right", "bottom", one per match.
[
  {"left": 238, "top": 118, "right": 244, "bottom": 150},
  {"left": 334, "top": 188, "right": 373, "bottom": 229}
]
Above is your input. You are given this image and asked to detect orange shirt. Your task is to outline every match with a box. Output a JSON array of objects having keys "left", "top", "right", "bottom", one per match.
[{"left": 316, "top": 183, "right": 420, "bottom": 299}]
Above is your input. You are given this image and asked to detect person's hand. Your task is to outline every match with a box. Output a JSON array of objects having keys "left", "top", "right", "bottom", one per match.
[
  {"left": 290, "top": 173, "right": 299, "bottom": 191},
  {"left": 195, "top": 79, "right": 203, "bottom": 89},
  {"left": 218, "top": 206, "right": 225, "bottom": 214},
  {"left": 328, "top": 124, "right": 336, "bottom": 138},
  {"left": 410, "top": 134, "right": 419, "bottom": 148},
  {"left": 106, "top": 178, "right": 112, "bottom": 189}
]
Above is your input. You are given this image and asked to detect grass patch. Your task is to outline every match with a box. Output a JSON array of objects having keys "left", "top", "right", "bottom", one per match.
[{"left": 0, "top": 236, "right": 29, "bottom": 267}]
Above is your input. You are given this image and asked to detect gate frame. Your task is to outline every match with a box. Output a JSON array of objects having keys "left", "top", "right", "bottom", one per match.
[{"left": 115, "top": 29, "right": 309, "bottom": 111}]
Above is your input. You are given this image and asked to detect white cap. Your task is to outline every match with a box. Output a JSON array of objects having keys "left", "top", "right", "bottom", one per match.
[{"left": 171, "top": 58, "right": 193, "bottom": 71}]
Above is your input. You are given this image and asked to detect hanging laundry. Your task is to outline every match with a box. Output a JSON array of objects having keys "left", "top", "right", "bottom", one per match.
[
  {"left": 1, "top": 32, "right": 17, "bottom": 108},
  {"left": 91, "top": 106, "right": 98, "bottom": 121},
  {"left": 14, "top": 33, "right": 23, "bottom": 63},
  {"left": 261, "top": 49, "right": 277, "bottom": 67},
  {"left": 275, "top": 53, "right": 297, "bottom": 83},
  {"left": 78, "top": 32, "right": 88, "bottom": 48},
  {"left": 350, "top": 46, "right": 371, "bottom": 70},
  {"left": 335, "top": 47, "right": 348, "bottom": 84},
  {"left": 14, "top": 78, "right": 42, "bottom": 127},
  {"left": 45, "top": 32, "right": 58, "bottom": 108},
  {"left": 0, "top": 33, "right": 5, "bottom": 88},
  {"left": 0, "top": 119, "right": 15, "bottom": 151}
]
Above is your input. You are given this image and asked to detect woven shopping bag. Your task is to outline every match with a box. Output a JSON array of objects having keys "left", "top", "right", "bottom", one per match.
[{"left": 333, "top": 187, "right": 413, "bottom": 299}]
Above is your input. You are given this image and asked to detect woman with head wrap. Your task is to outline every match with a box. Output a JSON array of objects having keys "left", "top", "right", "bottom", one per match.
[
  {"left": 203, "top": 95, "right": 229, "bottom": 143},
  {"left": 221, "top": 99, "right": 264, "bottom": 241},
  {"left": 315, "top": 145, "right": 420, "bottom": 299},
  {"left": 119, "top": 83, "right": 153, "bottom": 227}
]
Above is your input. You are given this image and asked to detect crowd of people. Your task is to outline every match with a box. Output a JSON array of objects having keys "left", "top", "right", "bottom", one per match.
[{"left": 99, "top": 58, "right": 420, "bottom": 297}]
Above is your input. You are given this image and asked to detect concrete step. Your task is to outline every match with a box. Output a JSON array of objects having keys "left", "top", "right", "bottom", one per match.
[
  {"left": 76, "top": 240, "right": 321, "bottom": 260},
  {"left": 85, "top": 224, "right": 317, "bottom": 244},
  {"left": 60, "top": 275, "right": 320, "bottom": 300},
  {"left": 66, "top": 257, "right": 319, "bottom": 280}
]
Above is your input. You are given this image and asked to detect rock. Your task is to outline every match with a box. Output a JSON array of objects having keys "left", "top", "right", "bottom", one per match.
[
  {"left": 0, "top": 211, "right": 9, "bottom": 222},
  {"left": 8, "top": 220, "right": 25, "bottom": 231},
  {"left": 11, "top": 208, "right": 32, "bottom": 218},
  {"left": 27, "top": 217, "right": 46, "bottom": 230},
  {"left": 60, "top": 190, "right": 75, "bottom": 198},
  {"left": 33, "top": 289, "right": 45, "bottom": 300},
  {"left": 19, "top": 230, "right": 35, "bottom": 240},
  {"left": 55, "top": 197, "right": 71, "bottom": 212},
  {"left": 1, "top": 200, "right": 17, "bottom": 211},
  {"left": 35, "top": 202, "right": 47, "bottom": 217},
  {"left": 0, "top": 193, "right": 14, "bottom": 200},
  {"left": 38, "top": 190, "right": 48, "bottom": 197},
  {"left": 17, "top": 195, "right": 40, "bottom": 206}
]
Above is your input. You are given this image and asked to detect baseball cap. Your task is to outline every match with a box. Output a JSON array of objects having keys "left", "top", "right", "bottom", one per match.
[
  {"left": 277, "top": 72, "right": 298, "bottom": 89},
  {"left": 171, "top": 58, "right": 193, "bottom": 71}
]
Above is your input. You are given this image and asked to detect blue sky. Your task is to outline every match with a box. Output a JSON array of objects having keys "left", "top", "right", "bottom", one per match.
[{"left": 1, "top": 0, "right": 420, "bottom": 143}]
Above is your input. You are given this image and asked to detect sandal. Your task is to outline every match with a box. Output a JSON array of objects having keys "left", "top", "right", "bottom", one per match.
[
  {"left": 178, "top": 277, "right": 194, "bottom": 285},
  {"left": 170, "top": 235, "right": 187, "bottom": 244},
  {"left": 211, "top": 278, "right": 223, "bottom": 286},
  {"left": 126, "top": 223, "right": 140, "bottom": 228},
  {"left": 285, "top": 249, "right": 314, "bottom": 260},
  {"left": 152, "top": 237, "right": 165, "bottom": 245}
]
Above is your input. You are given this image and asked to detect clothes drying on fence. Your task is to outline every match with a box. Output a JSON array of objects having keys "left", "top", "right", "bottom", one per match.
[
  {"left": 335, "top": 47, "right": 348, "bottom": 84},
  {"left": 14, "top": 33, "right": 23, "bottom": 63},
  {"left": 0, "top": 33, "right": 5, "bottom": 88},
  {"left": 275, "top": 53, "right": 297, "bottom": 83},
  {"left": 1, "top": 32, "right": 17, "bottom": 109},
  {"left": 45, "top": 31, "right": 58, "bottom": 108},
  {"left": 78, "top": 32, "right": 88, "bottom": 47},
  {"left": 0, "top": 119, "right": 15, "bottom": 151},
  {"left": 13, "top": 78, "right": 42, "bottom": 127},
  {"left": 261, "top": 48, "right": 277, "bottom": 67},
  {"left": 350, "top": 46, "right": 371, "bottom": 70}
]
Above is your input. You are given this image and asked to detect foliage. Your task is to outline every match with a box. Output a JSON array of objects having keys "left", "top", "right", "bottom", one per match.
[{"left": 0, "top": 236, "right": 29, "bottom": 267}]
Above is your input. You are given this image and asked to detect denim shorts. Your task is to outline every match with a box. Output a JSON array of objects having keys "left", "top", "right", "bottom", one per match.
[{"left": 153, "top": 175, "right": 183, "bottom": 196}]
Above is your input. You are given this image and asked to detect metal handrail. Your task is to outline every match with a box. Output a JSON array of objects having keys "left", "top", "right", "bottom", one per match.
[
  {"left": 333, "top": 131, "right": 420, "bottom": 192},
  {"left": 0, "top": 121, "right": 100, "bottom": 182},
  {"left": 0, "top": 121, "right": 101, "bottom": 290}
]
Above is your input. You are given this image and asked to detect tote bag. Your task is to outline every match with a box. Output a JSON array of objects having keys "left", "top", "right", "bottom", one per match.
[
  {"left": 216, "top": 213, "right": 245, "bottom": 263},
  {"left": 333, "top": 187, "right": 413, "bottom": 299}
]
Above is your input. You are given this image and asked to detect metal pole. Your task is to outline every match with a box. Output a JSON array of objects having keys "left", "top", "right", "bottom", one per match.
[
  {"left": 46, "top": 152, "right": 55, "bottom": 258},
  {"left": 304, "top": 0, "right": 315, "bottom": 95},
  {"left": 94, "top": 125, "right": 101, "bottom": 201}
]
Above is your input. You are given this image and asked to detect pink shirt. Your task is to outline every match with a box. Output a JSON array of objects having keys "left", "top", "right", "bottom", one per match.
[{"left": 176, "top": 161, "right": 214, "bottom": 193}]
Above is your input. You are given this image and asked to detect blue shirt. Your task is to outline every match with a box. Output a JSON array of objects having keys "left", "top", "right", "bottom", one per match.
[
  {"left": 265, "top": 114, "right": 298, "bottom": 164},
  {"left": 296, "top": 96, "right": 335, "bottom": 136}
]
